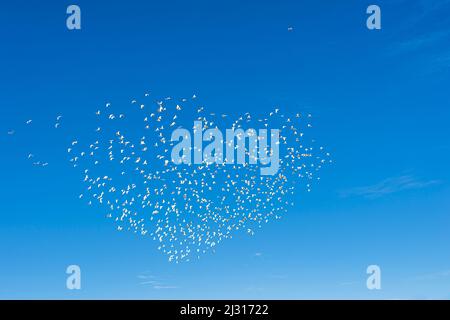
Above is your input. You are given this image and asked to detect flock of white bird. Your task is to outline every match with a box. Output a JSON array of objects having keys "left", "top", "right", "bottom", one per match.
[
  {"left": 67, "top": 92, "right": 331, "bottom": 262},
  {"left": 7, "top": 91, "right": 331, "bottom": 263}
]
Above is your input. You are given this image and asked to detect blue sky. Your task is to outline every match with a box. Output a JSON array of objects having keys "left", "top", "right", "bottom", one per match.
[{"left": 1, "top": 0, "right": 450, "bottom": 299}]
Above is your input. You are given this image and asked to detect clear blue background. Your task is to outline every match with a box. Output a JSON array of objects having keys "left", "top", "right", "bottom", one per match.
[{"left": 0, "top": 0, "right": 449, "bottom": 299}]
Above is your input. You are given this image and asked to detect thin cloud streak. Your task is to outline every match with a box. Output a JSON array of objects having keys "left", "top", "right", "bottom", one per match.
[
  {"left": 137, "top": 273, "right": 179, "bottom": 289},
  {"left": 340, "top": 175, "right": 440, "bottom": 199}
]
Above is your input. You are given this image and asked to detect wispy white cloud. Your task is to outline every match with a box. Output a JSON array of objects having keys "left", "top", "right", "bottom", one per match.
[
  {"left": 137, "top": 272, "right": 179, "bottom": 289},
  {"left": 153, "top": 285, "right": 179, "bottom": 290},
  {"left": 340, "top": 175, "right": 439, "bottom": 199},
  {"left": 137, "top": 274, "right": 156, "bottom": 280},
  {"left": 139, "top": 280, "right": 158, "bottom": 285}
]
